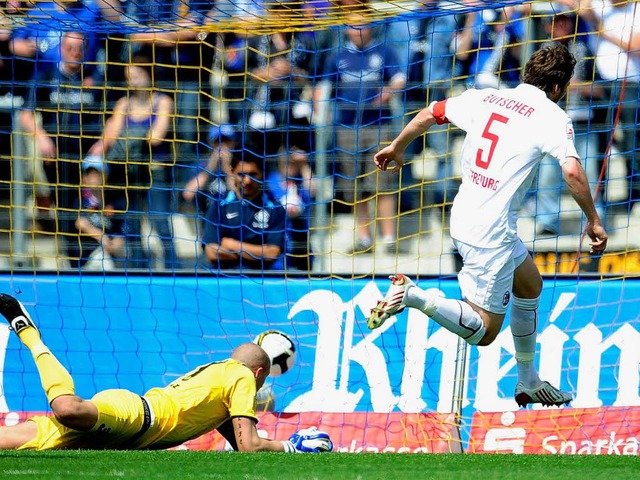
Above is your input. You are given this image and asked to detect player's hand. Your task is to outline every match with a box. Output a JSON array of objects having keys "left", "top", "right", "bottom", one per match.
[
  {"left": 288, "top": 426, "right": 333, "bottom": 453},
  {"left": 585, "top": 221, "right": 607, "bottom": 254},
  {"left": 374, "top": 145, "right": 404, "bottom": 173}
]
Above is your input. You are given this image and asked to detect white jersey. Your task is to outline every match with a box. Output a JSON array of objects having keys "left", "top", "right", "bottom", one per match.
[{"left": 431, "top": 83, "right": 578, "bottom": 248}]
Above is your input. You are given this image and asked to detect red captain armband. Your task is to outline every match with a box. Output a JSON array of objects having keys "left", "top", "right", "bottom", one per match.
[{"left": 429, "top": 100, "right": 449, "bottom": 125}]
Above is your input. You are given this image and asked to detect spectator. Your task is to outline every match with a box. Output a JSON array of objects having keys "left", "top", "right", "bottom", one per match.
[
  {"left": 10, "top": 0, "right": 121, "bottom": 77},
  {"left": 571, "top": 0, "right": 640, "bottom": 207},
  {"left": 247, "top": 25, "right": 315, "bottom": 157},
  {"left": 19, "top": 31, "right": 104, "bottom": 237},
  {"left": 534, "top": 8, "right": 606, "bottom": 236},
  {"left": 86, "top": 54, "right": 178, "bottom": 269},
  {"left": 405, "top": 0, "right": 462, "bottom": 210},
  {"left": 315, "top": 17, "right": 406, "bottom": 254},
  {"left": 182, "top": 124, "right": 238, "bottom": 217},
  {"left": 67, "top": 156, "right": 126, "bottom": 270},
  {"left": 213, "top": 0, "right": 266, "bottom": 21},
  {"left": 128, "top": 1, "right": 217, "bottom": 187},
  {"left": 210, "top": 31, "right": 251, "bottom": 126},
  {"left": 268, "top": 147, "right": 315, "bottom": 271},
  {"left": 455, "top": 4, "right": 527, "bottom": 89},
  {"left": 202, "top": 151, "right": 286, "bottom": 270},
  {"left": 0, "top": 1, "right": 26, "bottom": 201},
  {"left": 7, "top": 0, "right": 118, "bottom": 217}
]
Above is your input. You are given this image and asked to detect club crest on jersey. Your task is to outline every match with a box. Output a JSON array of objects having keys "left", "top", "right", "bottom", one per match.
[
  {"left": 502, "top": 291, "right": 511, "bottom": 306},
  {"left": 252, "top": 210, "right": 270, "bottom": 229}
]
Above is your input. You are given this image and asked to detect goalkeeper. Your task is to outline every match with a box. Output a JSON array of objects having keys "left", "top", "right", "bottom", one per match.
[
  {"left": 370, "top": 44, "right": 608, "bottom": 408},
  {"left": 0, "top": 294, "right": 332, "bottom": 453}
]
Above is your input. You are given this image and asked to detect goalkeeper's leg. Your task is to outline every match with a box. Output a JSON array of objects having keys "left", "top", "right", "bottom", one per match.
[
  {"left": 0, "top": 421, "right": 38, "bottom": 449},
  {"left": 0, "top": 294, "right": 99, "bottom": 431}
]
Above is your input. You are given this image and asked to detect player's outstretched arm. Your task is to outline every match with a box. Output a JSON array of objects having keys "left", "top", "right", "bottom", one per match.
[
  {"left": 217, "top": 417, "right": 333, "bottom": 453},
  {"left": 228, "top": 416, "right": 286, "bottom": 452},
  {"left": 561, "top": 156, "right": 608, "bottom": 254},
  {"left": 223, "top": 417, "right": 333, "bottom": 453},
  {"left": 374, "top": 105, "right": 439, "bottom": 173}
]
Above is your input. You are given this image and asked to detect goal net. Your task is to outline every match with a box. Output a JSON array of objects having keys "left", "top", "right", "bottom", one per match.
[{"left": 0, "top": 0, "right": 638, "bottom": 454}]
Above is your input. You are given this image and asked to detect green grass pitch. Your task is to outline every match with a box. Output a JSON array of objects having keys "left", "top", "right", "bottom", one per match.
[{"left": 0, "top": 450, "right": 636, "bottom": 480}]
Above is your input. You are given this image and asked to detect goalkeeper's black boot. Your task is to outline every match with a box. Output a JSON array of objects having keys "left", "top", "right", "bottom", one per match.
[{"left": 0, "top": 294, "right": 40, "bottom": 337}]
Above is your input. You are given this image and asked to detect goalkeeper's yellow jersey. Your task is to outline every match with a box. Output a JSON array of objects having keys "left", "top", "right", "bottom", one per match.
[{"left": 135, "top": 359, "right": 258, "bottom": 450}]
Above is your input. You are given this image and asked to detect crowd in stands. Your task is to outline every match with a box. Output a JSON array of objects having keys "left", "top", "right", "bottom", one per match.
[{"left": 0, "top": 0, "right": 638, "bottom": 272}]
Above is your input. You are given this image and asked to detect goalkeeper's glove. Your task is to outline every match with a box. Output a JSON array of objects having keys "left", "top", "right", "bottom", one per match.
[{"left": 281, "top": 426, "right": 333, "bottom": 453}]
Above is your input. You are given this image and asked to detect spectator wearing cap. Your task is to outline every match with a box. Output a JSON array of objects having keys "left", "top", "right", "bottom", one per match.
[
  {"left": 67, "top": 155, "right": 127, "bottom": 270},
  {"left": 202, "top": 150, "right": 286, "bottom": 271},
  {"left": 183, "top": 124, "right": 238, "bottom": 217}
]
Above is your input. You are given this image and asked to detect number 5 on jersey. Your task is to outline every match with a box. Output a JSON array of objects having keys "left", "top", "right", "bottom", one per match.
[{"left": 476, "top": 112, "right": 509, "bottom": 169}]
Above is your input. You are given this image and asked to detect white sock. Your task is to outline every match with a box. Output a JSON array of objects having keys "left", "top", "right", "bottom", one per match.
[
  {"left": 510, "top": 295, "right": 541, "bottom": 388},
  {"left": 405, "top": 286, "right": 486, "bottom": 345}
]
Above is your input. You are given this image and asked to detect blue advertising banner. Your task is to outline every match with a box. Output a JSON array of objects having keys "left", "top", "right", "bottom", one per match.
[{"left": 1, "top": 275, "right": 638, "bottom": 426}]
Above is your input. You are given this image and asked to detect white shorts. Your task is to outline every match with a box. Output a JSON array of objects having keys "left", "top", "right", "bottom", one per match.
[{"left": 454, "top": 238, "right": 529, "bottom": 314}]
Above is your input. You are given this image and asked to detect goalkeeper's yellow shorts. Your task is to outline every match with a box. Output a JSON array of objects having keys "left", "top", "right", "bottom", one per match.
[{"left": 18, "top": 389, "right": 148, "bottom": 450}]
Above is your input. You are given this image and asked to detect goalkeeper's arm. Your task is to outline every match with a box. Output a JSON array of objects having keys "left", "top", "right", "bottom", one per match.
[
  {"left": 220, "top": 417, "right": 284, "bottom": 452},
  {"left": 218, "top": 417, "right": 332, "bottom": 453}
]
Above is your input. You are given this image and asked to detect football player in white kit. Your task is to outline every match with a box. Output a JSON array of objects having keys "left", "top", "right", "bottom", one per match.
[{"left": 369, "top": 44, "right": 608, "bottom": 407}]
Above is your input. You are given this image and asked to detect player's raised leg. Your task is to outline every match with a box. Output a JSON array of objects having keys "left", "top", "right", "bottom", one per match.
[
  {"left": 0, "top": 294, "right": 98, "bottom": 430},
  {"left": 368, "top": 274, "right": 487, "bottom": 345},
  {"left": 367, "top": 274, "right": 415, "bottom": 328},
  {"left": 511, "top": 256, "right": 572, "bottom": 407}
]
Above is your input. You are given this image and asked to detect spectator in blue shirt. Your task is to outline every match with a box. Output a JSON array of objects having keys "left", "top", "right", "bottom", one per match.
[
  {"left": 0, "top": 2, "right": 29, "bottom": 202},
  {"left": 534, "top": 8, "right": 606, "bottom": 236},
  {"left": 315, "top": 17, "right": 406, "bottom": 254},
  {"left": 268, "top": 147, "right": 315, "bottom": 271},
  {"left": 455, "top": 5, "right": 526, "bottom": 89},
  {"left": 11, "top": 0, "right": 121, "bottom": 77},
  {"left": 202, "top": 151, "right": 286, "bottom": 270}
]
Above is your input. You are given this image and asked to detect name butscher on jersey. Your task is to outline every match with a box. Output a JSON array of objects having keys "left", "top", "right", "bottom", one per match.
[{"left": 430, "top": 83, "right": 579, "bottom": 248}]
